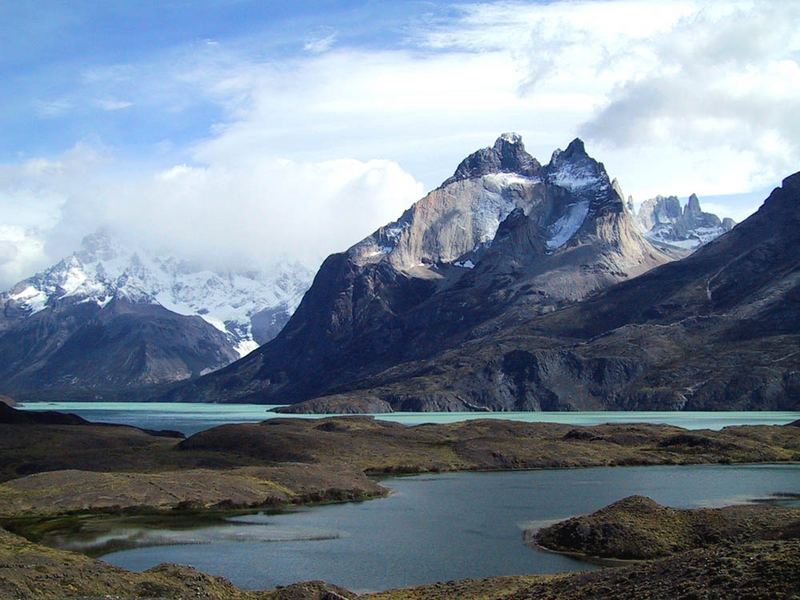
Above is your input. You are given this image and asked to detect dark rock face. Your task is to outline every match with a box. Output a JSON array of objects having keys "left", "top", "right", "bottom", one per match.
[
  {"left": 0, "top": 402, "right": 184, "bottom": 438},
  {"left": 267, "top": 580, "right": 358, "bottom": 600},
  {"left": 250, "top": 302, "right": 293, "bottom": 344},
  {"left": 167, "top": 135, "right": 668, "bottom": 404},
  {"left": 0, "top": 296, "right": 238, "bottom": 400}
]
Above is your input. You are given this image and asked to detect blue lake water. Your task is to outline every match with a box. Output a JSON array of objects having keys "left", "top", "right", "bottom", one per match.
[
  {"left": 98, "top": 464, "right": 800, "bottom": 592},
  {"left": 18, "top": 402, "right": 800, "bottom": 435}
]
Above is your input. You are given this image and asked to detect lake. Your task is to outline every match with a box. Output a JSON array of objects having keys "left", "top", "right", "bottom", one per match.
[
  {"left": 17, "top": 401, "right": 800, "bottom": 435},
  {"left": 91, "top": 464, "right": 800, "bottom": 592}
]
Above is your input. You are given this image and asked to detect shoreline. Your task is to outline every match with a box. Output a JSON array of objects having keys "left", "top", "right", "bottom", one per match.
[
  {"left": 7, "top": 461, "right": 799, "bottom": 561},
  {"left": 1, "top": 405, "right": 798, "bottom": 597}
]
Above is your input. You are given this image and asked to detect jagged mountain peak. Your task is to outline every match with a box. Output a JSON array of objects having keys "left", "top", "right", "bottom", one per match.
[
  {"left": 77, "top": 229, "right": 122, "bottom": 262},
  {"left": 495, "top": 131, "right": 523, "bottom": 146},
  {"left": 685, "top": 193, "right": 702, "bottom": 215},
  {"left": 351, "top": 135, "right": 655, "bottom": 273},
  {"left": 563, "top": 137, "right": 587, "bottom": 157},
  {"left": 171, "top": 132, "right": 673, "bottom": 405},
  {"left": 443, "top": 132, "right": 541, "bottom": 186},
  {"left": 547, "top": 137, "right": 589, "bottom": 164},
  {"left": 544, "top": 138, "right": 612, "bottom": 198},
  {"left": 636, "top": 192, "right": 735, "bottom": 251}
]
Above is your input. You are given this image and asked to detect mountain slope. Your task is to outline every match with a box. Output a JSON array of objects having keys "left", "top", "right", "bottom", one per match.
[
  {"left": 0, "top": 296, "right": 239, "bottom": 400},
  {"left": 168, "top": 134, "right": 670, "bottom": 404},
  {"left": 2, "top": 231, "right": 313, "bottom": 354},
  {"left": 302, "top": 171, "right": 800, "bottom": 411},
  {"left": 0, "top": 232, "right": 313, "bottom": 400}
]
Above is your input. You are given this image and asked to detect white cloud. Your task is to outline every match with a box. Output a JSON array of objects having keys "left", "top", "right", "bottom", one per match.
[
  {"left": 101, "top": 155, "right": 424, "bottom": 271},
  {"left": 33, "top": 98, "right": 73, "bottom": 118},
  {"left": 94, "top": 98, "right": 134, "bottom": 111},
  {"left": 2, "top": 0, "right": 797, "bottom": 288},
  {"left": 303, "top": 32, "right": 337, "bottom": 54},
  {"left": 579, "top": 1, "right": 800, "bottom": 192},
  {"left": 0, "top": 143, "right": 423, "bottom": 289},
  {"left": 0, "top": 226, "right": 47, "bottom": 286}
]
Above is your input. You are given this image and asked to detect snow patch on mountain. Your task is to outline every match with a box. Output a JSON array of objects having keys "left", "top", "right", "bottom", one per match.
[
  {"left": 550, "top": 168, "right": 602, "bottom": 192},
  {"left": 472, "top": 174, "right": 532, "bottom": 244},
  {"left": 8, "top": 285, "right": 48, "bottom": 313},
  {"left": 547, "top": 200, "right": 591, "bottom": 250}
]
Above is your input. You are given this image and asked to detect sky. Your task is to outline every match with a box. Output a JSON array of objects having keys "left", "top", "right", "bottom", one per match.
[{"left": 1, "top": 0, "right": 799, "bottom": 289}]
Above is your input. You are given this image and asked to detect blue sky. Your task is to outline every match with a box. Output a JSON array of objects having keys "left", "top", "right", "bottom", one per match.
[
  {"left": 0, "top": 0, "right": 798, "bottom": 288},
  {"left": 1, "top": 1, "right": 454, "bottom": 160}
]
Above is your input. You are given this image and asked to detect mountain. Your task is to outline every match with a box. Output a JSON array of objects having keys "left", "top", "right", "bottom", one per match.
[
  {"left": 284, "top": 170, "right": 800, "bottom": 411},
  {"left": 0, "top": 232, "right": 313, "bottom": 400},
  {"left": 167, "top": 134, "right": 671, "bottom": 404},
  {"left": 2, "top": 231, "right": 313, "bottom": 354},
  {"left": 636, "top": 193, "right": 736, "bottom": 251}
]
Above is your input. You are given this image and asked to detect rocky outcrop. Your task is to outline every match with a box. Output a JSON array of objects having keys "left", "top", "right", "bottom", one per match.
[
  {"left": 532, "top": 495, "right": 800, "bottom": 559},
  {"left": 0, "top": 401, "right": 89, "bottom": 426},
  {"left": 175, "top": 418, "right": 800, "bottom": 474},
  {"left": 636, "top": 193, "right": 735, "bottom": 250},
  {"left": 269, "top": 581, "right": 357, "bottom": 600},
  {"left": 168, "top": 134, "right": 669, "bottom": 405},
  {"left": 0, "top": 466, "right": 384, "bottom": 517},
  {"left": 0, "top": 527, "right": 259, "bottom": 600}
]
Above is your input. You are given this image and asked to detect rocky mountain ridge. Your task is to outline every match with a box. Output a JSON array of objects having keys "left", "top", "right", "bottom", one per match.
[
  {"left": 2, "top": 231, "right": 313, "bottom": 354},
  {"left": 167, "top": 134, "right": 672, "bottom": 404},
  {"left": 635, "top": 193, "right": 736, "bottom": 251},
  {"left": 295, "top": 170, "right": 800, "bottom": 411},
  {"left": 0, "top": 231, "right": 313, "bottom": 399}
]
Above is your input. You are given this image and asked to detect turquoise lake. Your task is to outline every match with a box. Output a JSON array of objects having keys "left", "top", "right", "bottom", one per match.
[{"left": 18, "top": 401, "right": 800, "bottom": 435}]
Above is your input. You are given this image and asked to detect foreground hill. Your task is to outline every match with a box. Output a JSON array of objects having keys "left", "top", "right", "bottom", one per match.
[
  {"left": 283, "top": 170, "right": 800, "bottom": 412},
  {"left": 369, "top": 540, "right": 800, "bottom": 600},
  {"left": 533, "top": 495, "right": 800, "bottom": 559},
  {"left": 168, "top": 134, "right": 670, "bottom": 405}
]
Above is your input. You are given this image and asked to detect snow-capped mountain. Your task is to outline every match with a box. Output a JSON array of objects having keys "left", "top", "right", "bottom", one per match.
[
  {"left": 167, "top": 134, "right": 670, "bottom": 405},
  {"left": 3, "top": 231, "right": 314, "bottom": 356},
  {"left": 634, "top": 194, "right": 736, "bottom": 251}
]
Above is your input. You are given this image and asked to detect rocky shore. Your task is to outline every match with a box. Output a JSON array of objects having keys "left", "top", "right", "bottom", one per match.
[
  {"left": 2, "top": 515, "right": 798, "bottom": 599},
  {"left": 1, "top": 406, "right": 799, "bottom": 520}
]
